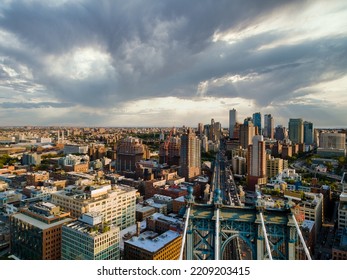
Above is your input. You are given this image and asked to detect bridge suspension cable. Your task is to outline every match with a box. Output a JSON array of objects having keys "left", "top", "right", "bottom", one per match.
[
  {"left": 179, "top": 206, "right": 191, "bottom": 260},
  {"left": 215, "top": 208, "right": 220, "bottom": 260},
  {"left": 259, "top": 212, "right": 273, "bottom": 260},
  {"left": 292, "top": 214, "right": 312, "bottom": 260}
]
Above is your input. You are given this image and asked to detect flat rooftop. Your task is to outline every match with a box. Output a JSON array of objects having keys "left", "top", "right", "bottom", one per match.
[
  {"left": 136, "top": 205, "right": 155, "bottom": 213},
  {"left": 174, "top": 196, "right": 185, "bottom": 202},
  {"left": 13, "top": 213, "right": 73, "bottom": 230},
  {"left": 64, "top": 220, "right": 118, "bottom": 237},
  {"left": 124, "top": 230, "right": 180, "bottom": 253},
  {"left": 149, "top": 212, "right": 183, "bottom": 225},
  {"left": 302, "top": 220, "right": 315, "bottom": 231},
  {"left": 53, "top": 184, "right": 136, "bottom": 201},
  {"left": 120, "top": 220, "right": 146, "bottom": 250}
]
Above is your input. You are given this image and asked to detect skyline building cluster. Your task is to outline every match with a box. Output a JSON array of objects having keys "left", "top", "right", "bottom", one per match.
[{"left": 0, "top": 106, "right": 346, "bottom": 261}]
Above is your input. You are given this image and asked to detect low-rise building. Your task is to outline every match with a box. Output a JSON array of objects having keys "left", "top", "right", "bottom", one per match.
[
  {"left": 0, "top": 190, "right": 22, "bottom": 207},
  {"left": 146, "top": 212, "right": 183, "bottom": 234},
  {"left": 0, "top": 180, "right": 8, "bottom": 191},
  {"left": 298, "top": 220, "right": 315, "bottom": 260},
  {"left": 294, "top": 192, "right": 323, "bottom": 239},
  {"left": 22, "top": 185, "right": 57, "bottom": 200},
  {"left": 173, "top": 196, "right": 185, "bottom": 214},
  {"left": 26, "top": 171, "right": 49, "bottom": 186},
  {"left": 123, "top": 230, "right": 182, "bottom": 260},
  {"left": 152, "top": 194, "right": 173, "bottom": 213},
  {"left": 63, "top": 144, "right": 89, "bottom": 155},
  {"left": 22, "top": 152, "right": 41, "bottom": 166},
  {"left": 136, "top": 205, "right": 156, "bottom": 221},
  {"left": 332, "top": 228, "right": 347, "bottom": 260}
]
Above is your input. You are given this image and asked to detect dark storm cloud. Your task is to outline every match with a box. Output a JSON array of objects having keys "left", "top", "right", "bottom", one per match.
[
  {"left": 0, "top": 0, "right": 346, "bottom": 127},
  {"left": 0, "top": 0, "right": 295, "bottom": 53},
  {"left": 195, "top": 35, "right": 347, "bottom": 106},
  {"left": 0, "top": 0, "right": 307, "bottom": 108}
]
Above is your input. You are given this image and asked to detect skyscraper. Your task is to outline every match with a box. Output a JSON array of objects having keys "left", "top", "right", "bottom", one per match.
[
  {"left": 247, "top": 135, "right": 267, "bottom": 191},
  {"left": 179, "top": 128, "right": 201, "bottom": 181},
  {"left": 252, "top": 112, "right": 262, "bottom": 135},
  {"left": 274, "top": 125, "right": 287, "bottom": 141},
  {"left": 197, "top": 122, "right": 204, "bottom": 137},
  {"left": 263, "top": 114, "right": 274, "bottom": 139},
  {"left": 229, "top": 109, "right": 237, "bottom": 138},
  {"left": 303, "top": 121, "right": 314, "bottom": 145},
  {"left": 159, "top": 136, "right": 181, "bottom": 166},
  {"left": 239, "top": 120, "right": 256, "bottom": 149},
  {"left": 288, "top": 118, "right": 304, "bottom": 144},
  {"left": 207, "top": 118, "right": 222, "bottom": 142}
]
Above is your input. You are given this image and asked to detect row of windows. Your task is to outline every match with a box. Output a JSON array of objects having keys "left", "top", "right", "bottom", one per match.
[
  {"left": 61, "top": 246, "right": 120, "bottom": 260},
  {"left": 62, "top": 231, "right": 119, "bottom": 245},
  {"left": 62, "top": 233, "right": 92, "bottom": 244}
]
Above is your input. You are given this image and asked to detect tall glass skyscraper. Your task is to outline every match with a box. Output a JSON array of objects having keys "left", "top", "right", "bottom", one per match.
[
  {"left": 288, "top": 118, "right": 304, "bottom": 144},
  {"left": 229, "top": 108, "right": 236, "bottom": 138},
  {"left": 304, "top": 121, "right": 314, "bottom": 145},
  {"left": 264, "top": 114, "right": 274, "bottom": 139},
  {"left": 252, "top": 112, "right": 261, "bottom": 135}
]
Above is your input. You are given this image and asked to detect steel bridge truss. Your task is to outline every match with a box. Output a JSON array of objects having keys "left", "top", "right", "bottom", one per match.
[{"left": 183, "top": 206, "right": 304, "bottom": 260}]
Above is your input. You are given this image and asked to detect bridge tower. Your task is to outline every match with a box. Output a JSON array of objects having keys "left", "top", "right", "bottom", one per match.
[{"left": 181, "top": 186, "right": 309, "bottom": 260}]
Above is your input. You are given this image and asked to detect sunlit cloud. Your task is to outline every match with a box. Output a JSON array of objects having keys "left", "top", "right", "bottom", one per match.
[{"left": 0, "top": 0, "right": 346, "bottom": 127}]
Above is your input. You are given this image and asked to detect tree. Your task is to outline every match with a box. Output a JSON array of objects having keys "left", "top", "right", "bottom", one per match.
[
  {"left": 300, "top": 191, "right": 306, "bottom": 200},
  {"left": 0, "top": 154, "right": 18, "bottom": 168},
  {"left": 338, "top": 156, "right": 346, "bottom": 165},
  {"left": 326, "top": 162, "right": 333, "bottom": 172}
]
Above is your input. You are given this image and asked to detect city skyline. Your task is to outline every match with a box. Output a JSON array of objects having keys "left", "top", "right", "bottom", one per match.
[{"left": 0, "top": 1, "right": 347, "bottom": 128}]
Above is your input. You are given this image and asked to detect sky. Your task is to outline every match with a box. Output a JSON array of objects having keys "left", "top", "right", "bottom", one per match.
[{"left": 0, "top": 0, "right": 346, "bottom": 128}]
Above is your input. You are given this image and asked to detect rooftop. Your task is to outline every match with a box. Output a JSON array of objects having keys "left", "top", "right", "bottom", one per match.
[
  {"left": 149, "top": 212, "right": 183, "bottom": 226},
  {"left": 120, "top": 220, "right": 146, "bottom": 250},
  {"left": 53, "top": 184, "right": 136, "bottom": 202},
  {"left": 301, "top": 220, "right": 315, "bottom": 231},
  {"left": 136, "top": 205, "right": 155, "bottom": 213},
  {"left": 174, "top": 196, "right": 185, "bottom": 202},
  {"left": 13, "top": 212, "right": 73, "bottom": 230},
  {"left": 64, "top": 220, "right": 118, "bottom": 237},
  {"left": 124, "top": 230, "right": 180, "bottom": 253}
]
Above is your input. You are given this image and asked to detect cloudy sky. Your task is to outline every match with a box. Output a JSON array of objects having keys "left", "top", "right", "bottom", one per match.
[{"left": 0, "top": 0, "right": 346, "bottom": 128}]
